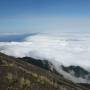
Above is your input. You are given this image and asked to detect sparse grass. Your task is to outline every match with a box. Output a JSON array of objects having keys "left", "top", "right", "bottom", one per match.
[
  {"left": 6, "top": 73, "right": 18, "bottom": 90},
  {"left": 0, "top": 53, "right": 89, "bottom": 90},
  {"left": 6, "top": 73, "right": 13, "bottom": 81},
  {"left": 20, "top": 77, "right": 31, "bottom": 90},
  {"left": 32, "top": 73, "right": 38, "bottom": 78},
  {"left": 1, "top": 60, "right": 8, "bottom": 65},
  {"left": 28, "top": 71, "right": 59, "bottom": 88},
  {"left": 8, "top": 63, "right": 14, "bottom": 67}
]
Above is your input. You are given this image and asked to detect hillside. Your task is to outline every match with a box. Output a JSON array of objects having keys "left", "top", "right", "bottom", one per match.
[
  {"left": 19, "top": 57, "right": 90, "bottom": 84},
  {"left": 0, "top": 52, "right": 89, "bottom": 90}
]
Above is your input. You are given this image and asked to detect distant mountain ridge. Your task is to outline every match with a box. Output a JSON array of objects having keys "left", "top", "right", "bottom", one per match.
[{"left": 61, "top": 65, "right": 90, "bottom": 79}]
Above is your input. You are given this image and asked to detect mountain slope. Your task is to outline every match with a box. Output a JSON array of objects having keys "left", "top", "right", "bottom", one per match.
[
  {"left": 19, "top": 57, "right": 90, "bottom": 84},
  {"left": 0, "top": 53, "right": 89, "bottom": 90},
  {"left": 18, "top": 57, "right": 61, "bottom": 76}
]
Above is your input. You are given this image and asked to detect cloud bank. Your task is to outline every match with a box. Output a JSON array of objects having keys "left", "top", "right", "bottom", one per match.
[{"left": 0, "top": 33, "right": 90, "bottom": 83}]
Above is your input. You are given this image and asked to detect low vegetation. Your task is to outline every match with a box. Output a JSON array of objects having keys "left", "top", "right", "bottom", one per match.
[{"left": 0, "top": 53, "right": 89, "bottom": 90}]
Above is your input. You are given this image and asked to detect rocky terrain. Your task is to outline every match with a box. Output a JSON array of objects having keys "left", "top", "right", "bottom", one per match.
[{"left": 0, "top": 52, "right": 89, "bottom": 90}]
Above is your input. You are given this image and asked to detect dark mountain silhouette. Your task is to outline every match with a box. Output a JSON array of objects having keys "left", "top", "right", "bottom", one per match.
[
  {"left": 18, "top": 57, "right": 61, "bottom": 75},
  {"left": 61, "top": 65, "right": 90, "bottom": 78}
]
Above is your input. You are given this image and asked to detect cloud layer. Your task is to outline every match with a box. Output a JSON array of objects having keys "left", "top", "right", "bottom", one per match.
[
  {"left": 0, "top": 33, "right": 90, "bottom": 70},
  {"left": 0, "top": 33, "right": 90, "bottom": 83}
]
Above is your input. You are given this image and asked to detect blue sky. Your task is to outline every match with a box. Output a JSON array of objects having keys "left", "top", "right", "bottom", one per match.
[{"left": 0, "top": 0, "right": 90, "bottom": 33}]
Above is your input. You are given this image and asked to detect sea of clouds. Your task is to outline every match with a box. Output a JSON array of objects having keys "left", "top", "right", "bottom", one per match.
[{"left": 0, "top": 33, "right": 90, "bottom": 83}]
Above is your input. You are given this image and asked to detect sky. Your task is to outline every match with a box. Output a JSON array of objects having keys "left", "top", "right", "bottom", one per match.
[{"left": 0, "top": 0, "right": 90, "bottom": 33}]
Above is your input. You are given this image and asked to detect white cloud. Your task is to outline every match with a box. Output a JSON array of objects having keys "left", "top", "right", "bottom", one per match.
[{"left": 0, "top": 33, "right": 90, "bottom": 69}]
